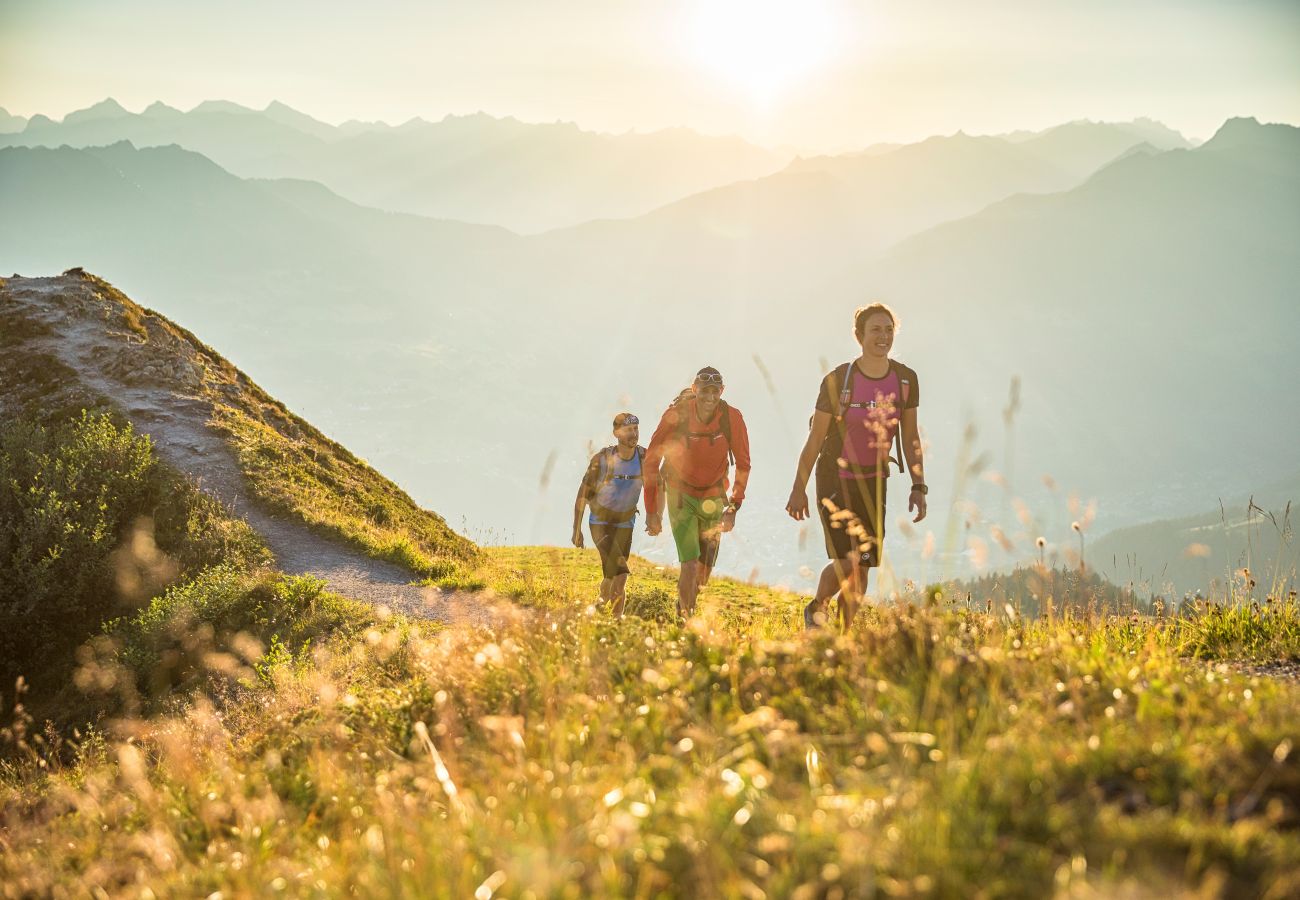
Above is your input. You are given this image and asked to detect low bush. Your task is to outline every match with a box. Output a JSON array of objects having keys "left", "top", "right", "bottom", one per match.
[{"left": 0, "top": 411, "right": 269, "bottom": 690}]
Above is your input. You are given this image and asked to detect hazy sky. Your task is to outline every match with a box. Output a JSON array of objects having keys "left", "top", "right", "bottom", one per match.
[{"left": 2, "top": 0, "right": 1297, "bottom": 150}]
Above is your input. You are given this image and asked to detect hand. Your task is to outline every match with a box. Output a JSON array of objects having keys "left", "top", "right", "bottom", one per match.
[
  {"left": 571, "top": 528, "right": 584, "bottom": 549},
  {"left": 646, "top": 514, "right": 663, "bottom": 537},
  {"left": 909, "top": 488, "right": 928, "bottom": 523},
  {"left": 720, "top": 509, "right": 736, "bottom": 533},
  {"left": 786, "top": 489, "right": 810, "bottom": 521}
]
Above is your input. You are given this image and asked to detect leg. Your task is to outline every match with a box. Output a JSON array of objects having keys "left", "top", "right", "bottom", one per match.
[
  {"left": 666, "top": 490, "right": 705, "bottom": 619},
  {"left": 804, "top": 562, "right": 842, "bottom": 628},
  {"left": 591, "top": 524, "right": 619, "bottom": 609},
  {"left": 610, "top": 572, "right": 628, "bottom": 618},
  {"left": 691, "top": 502, "right": 724, "bottom": 606},
  {"left": 837, "top": 555, "right": 865, "bottom": 632},
  {"left": 836, "top": 476, "right": 886, "bottom": 633},
  {"left": 678, "top": 559, "right": 701, "bottom": 618},
  {"left": 608, "top": 526, "right": 633, "bottom": 618}
]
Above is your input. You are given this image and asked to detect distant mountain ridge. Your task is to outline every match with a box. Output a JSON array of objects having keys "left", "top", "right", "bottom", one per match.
[
  {"left": 1, "top": 98, "right": 789, "bottom": 232},
  {"left": 0, "top": 107, "right": 28, "bottom": 133},
  {"left": 2, "top": 116, "right": 1296, "bottom": 586}
]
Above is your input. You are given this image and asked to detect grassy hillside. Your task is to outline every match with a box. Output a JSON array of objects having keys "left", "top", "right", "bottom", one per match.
[
  {"left": 4, "top": 538, "right": 1299, "bottom": 897},
  {"left": 1, "top": 271, "right": 477, "bottom": 577}
]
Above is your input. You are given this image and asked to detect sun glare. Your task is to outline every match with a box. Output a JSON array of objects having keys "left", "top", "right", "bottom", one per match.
[{"left": 685, "top": 0, "right": 840, "bottom": 105}]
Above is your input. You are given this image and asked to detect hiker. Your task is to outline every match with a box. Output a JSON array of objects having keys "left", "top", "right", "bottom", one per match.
[
  {"left": 786, "top": 303, "right": 927, "bottom": 630},
  {"left": 644, "top": 367, "right": 751, "bottom": 619},
  {"left": 572, "top": 412, "right": 646, "bottom": 617}
]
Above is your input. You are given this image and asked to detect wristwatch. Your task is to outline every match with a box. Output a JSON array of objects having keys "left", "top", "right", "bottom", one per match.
[{"left": 910, "top": 483, "right": 928, "bottom": 495}]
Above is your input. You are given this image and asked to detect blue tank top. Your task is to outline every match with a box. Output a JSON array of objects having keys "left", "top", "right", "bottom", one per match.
[{"left": 590, "top": 446, "right": 644, "bottom": 528}]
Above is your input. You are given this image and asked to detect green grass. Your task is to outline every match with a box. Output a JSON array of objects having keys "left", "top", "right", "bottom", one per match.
[
  {"left": 0, "top": 411, "right": 271, "bottom": 710},
  {"left": 4, "top": 546, "right": 1297, "bottom": 898},
  {"left": 212, "top": 403, "right": 477, "bottom": 579},
  {"left": 3, "top": 271, "right": 479, "bottom": 583}
]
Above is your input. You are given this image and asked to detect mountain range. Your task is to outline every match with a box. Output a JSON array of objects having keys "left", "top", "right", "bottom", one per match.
[
  {"left": 1, "top": 98, "right": 787, "bottom": 232},
  {"left": 1, "top": 108, "right": 1295, "bottom": 589}
]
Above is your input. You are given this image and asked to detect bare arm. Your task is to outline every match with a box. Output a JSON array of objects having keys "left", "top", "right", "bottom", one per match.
[
  {"left": 900, "top": 407, "right": 924, "bottom": 483},
  {"left": 786, "top": 410, "right": 833, "bottom": 520},
  {"left": 900, "top": 407, "right": 927, "bottom": 522},
  {"left": 573, "top": 455, "right": 600, "bottom": 546},
  {"left": 572, "top": 480, "right": 589, "bottom": 547}
]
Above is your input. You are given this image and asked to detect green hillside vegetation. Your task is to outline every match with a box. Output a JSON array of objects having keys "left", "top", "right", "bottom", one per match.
[
  {"left": 2, "top": 299, "right": 1298, "bottom": 893},
  {"left": 4, "top": 535, "right": 1300, "bottom": 897},
  {"left": 1, "top": 272, "right": 477, "bottom": 580},
  {"left": 931, "top": 565, "right": 1300, "bottom": 662},
  {"left": 0, "top": 412, "right": 270, "bottom": 692}
]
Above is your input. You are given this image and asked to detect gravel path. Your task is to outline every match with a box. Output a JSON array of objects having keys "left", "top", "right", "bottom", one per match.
[
  {"left": 1219, "top": 659, "right": 1300, "bottom": 683},
  {"left": 4, "top": 274, "right": 502, "bottom": 626}
]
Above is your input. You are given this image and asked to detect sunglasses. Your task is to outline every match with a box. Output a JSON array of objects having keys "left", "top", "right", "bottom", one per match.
[
  {"left": 695, "top": 373, "right": 724, "bottom": 386},
  {"left": 617, "top": 415, "right": 639, "bottom": 426}
]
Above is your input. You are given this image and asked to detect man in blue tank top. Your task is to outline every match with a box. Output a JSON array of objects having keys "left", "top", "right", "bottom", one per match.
[{"left": 572, "top": 412, "right": 646, "bottom": 618}]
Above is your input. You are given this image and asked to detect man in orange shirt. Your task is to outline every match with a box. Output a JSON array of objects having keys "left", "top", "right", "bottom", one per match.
[{"left": 644, "top": 367, "right": 751, "bottom": 619}]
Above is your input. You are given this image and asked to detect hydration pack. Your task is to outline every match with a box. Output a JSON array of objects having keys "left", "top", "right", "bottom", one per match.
[
  {"left": 817, "top": 361, "right": 911, "bottom": 478},
  {"left": 589, "top": 445, "right": 645, "bottom": 524},
  {"left": 667, "top": 389, "right": 734, "bottom": 493}
]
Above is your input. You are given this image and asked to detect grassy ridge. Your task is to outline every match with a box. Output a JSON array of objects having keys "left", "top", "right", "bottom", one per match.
[
  {"left": 213, "top": 403, "right": 477, "bottom": 577},
  {"left": 0, "top": 412, "right": 270, "bottom": 700},
  {"left": 3, "top": 546, "right": 1298, "bottom": 898},
  {"left": 2, "top": 271, "right": 478, "bottom": 580}
]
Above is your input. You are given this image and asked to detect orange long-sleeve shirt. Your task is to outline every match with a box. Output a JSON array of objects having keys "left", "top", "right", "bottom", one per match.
[{"left": 643, "top": 399, "right": 751, "bottom": 516}]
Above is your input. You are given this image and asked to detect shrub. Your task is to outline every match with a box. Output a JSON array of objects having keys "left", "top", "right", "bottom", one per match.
[
  {"left": 0, "top": 412, "right": 269, "bottom": 688},
  {"left": 109, "top": 566, "right": 371, "bottom": 701}
]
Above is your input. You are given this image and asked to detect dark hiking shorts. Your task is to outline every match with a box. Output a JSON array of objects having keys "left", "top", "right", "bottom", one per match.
[
  {"left": 590, "top": 523, "right": 634, "bottom": 579},
  {"left": 817, "top": 473, "right": 887, "bottom": 568}
]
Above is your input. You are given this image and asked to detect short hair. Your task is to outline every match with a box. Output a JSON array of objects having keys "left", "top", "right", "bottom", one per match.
[{"left": 854, "top": 303, "right": 900, "bottom": 340}]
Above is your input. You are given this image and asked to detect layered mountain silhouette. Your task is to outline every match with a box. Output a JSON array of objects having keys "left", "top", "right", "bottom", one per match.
[
  {"left": 2, "top": 115, "right": 1295, "bottom": 585},
  {"left": 0, "top": 106, "right": 30, "bottom": 133},
  {"left": 1000, "top": 118, "right": 1192, "bottom": 177},
  {"left": 1088, "top": 470, "right": 1299, "bottom": 597},
  {"left": 2, "top": 99, "right": 787, "bottom": 232},
  {"left": 819, "top": 117, "right": 1300, "bottom": 532}
]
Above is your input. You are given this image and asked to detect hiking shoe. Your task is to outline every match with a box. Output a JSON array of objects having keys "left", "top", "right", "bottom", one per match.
[{"left": 803, "top": 601, "right": 824, "bottom": 630}]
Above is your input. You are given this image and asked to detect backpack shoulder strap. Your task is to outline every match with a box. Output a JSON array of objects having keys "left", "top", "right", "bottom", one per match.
[
  {"left": 718, "top": 401, "right": 734, "bottom": 466},
  {"left": 834, "top": 361, "right": 856, "bottom": 419},
  {"left": 895, "top": 360, "right": 913, "bottom": 409},
  {"left": 889, "top": 362, "right": 908, "bottom": 474},
  {"left": 673, "top": 399, "right": 690, "bottom": 440}
]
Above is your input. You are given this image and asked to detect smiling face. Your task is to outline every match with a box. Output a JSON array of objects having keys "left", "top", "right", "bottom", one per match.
[
  {"left": 694, "top": 381, "right": 723, "bottom": 418},
  {"left": 857, "top": 311, "right": 895, "bottom": 359},
  {"left": 614, "top": 422, "right": 639, "bottom": 448}
]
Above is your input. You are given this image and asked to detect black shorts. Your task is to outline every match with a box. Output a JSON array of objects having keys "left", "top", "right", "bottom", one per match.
[
  {"left": 590, "top": 523, "right": 634, "bottom": 579},
  {"left": 817, "top": 472, "right": 887, "bottom": 568}
]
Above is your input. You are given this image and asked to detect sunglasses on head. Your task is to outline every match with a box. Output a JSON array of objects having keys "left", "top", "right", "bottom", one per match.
[
  {"left": 695, "top": 373, "right": 724, "bottom": 386},
  {"left": 617, "top": 415, "right": 639, "bottom": 426}
]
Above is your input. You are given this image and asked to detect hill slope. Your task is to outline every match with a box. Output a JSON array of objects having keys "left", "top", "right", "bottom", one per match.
[{"left": 0, "top": 270, "right": 482, "bottom": 621}]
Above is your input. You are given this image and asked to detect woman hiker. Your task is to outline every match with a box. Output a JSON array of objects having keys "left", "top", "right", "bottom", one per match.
[{"left": 786, "top": 303, "right": 928, "bottom": 630}]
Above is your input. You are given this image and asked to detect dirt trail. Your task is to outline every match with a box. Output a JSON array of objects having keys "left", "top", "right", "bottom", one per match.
[{"left": 3, "top": 275, "right": 503, "bottom": 626}]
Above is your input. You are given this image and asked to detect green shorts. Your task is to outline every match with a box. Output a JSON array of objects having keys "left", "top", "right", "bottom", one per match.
[{"left": 666, "top": 489, "right": 726, "bottom": 566}]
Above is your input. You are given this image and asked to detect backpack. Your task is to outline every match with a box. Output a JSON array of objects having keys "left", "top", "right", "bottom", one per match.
[
  {"left": 666, "top": 389, "right": 734, "bottom": 493},
  {"left": 589, "top": 445, "right": 645, "bottom": 524},
  {"left": 817, "top": 361, "right": 911, "bottom": 478}
]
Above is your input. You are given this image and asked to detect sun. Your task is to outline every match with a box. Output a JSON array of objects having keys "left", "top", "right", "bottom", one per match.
[{"left": 685, "top": 0, "right": 840, "bottom": 105}]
